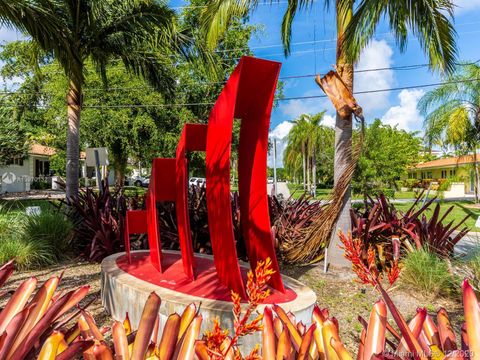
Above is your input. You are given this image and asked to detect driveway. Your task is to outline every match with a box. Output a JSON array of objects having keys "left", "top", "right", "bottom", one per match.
[{"left": 267, "top": 181, "right": 291, "bottom": 198}]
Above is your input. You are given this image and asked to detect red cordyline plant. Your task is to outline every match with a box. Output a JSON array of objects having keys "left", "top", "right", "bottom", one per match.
[
  {"left": 339, "top": 230, "right": 480, "bottom": 360},
  {"left": 350, "top": 193, "right": 469, "bottom": 273}
]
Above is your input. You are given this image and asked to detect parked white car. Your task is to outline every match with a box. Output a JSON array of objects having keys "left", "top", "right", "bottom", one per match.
[
  {"left": 189, "top": 177, "right": 206, "bottom": 187},
  {"left": 130, "top": 176, "right": 149, "bottom": 187}
]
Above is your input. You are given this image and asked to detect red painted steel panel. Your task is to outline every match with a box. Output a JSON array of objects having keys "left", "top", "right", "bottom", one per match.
[
  {"left": 175, "top": 124, "right": 207, "bottom": 280},
  {"left": 147, "top": 158, "right": 176, "bottom": 271},
  {"left": 206, "top": 62, "right": 247, "bottom": 297},
  {"left": 236, "top": 57, "right": 285, "bottom": 292},
  {"left": 124, "top": 210, "right": 147, "bottom": 263}
]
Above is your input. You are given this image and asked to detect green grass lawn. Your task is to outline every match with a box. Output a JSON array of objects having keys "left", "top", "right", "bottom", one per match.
[
  {"left": 390, "top": 200, "right": 480, "bottom": 231},
  {"left": 287, "top": 184, "right": 428, "bottom": 201}
]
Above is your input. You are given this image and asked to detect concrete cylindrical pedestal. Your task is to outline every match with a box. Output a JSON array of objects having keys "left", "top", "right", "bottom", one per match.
[{"left": 101, "top": 251, "right": 316, "bottom": 351}]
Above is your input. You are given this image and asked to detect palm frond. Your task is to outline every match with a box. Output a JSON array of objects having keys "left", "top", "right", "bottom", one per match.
[{"left": 341, "top": 0, "right": 457, "bottom": 73}]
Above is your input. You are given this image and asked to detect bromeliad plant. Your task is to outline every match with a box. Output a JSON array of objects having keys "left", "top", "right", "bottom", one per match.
[
  {"left": 339, "top": 230, "right": 480, "bottom": 360},
  {"left": 40, "top": 292, "right": 203, "bottom": 359},
  {"left": 0, "top": 260, "right": 90, "bottom": 360}
]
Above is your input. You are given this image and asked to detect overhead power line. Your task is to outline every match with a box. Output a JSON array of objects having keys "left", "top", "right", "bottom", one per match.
[
  {"left": 1, "top": 58, "right": 479, "bottom": 96},
  {"left": 4, "top": 76, "right": 472, "bottom": 109},
  {"left": 1, "top": 77, "right": 479, "bottom": 109}
]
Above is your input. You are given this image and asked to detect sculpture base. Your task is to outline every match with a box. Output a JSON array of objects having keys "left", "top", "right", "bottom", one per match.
[{"left": 101, "top": 251, "right": 317, "bottom": 351}]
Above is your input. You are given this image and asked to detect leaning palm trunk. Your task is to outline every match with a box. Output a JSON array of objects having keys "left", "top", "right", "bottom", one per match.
[
  {"left": 312, "top": 147, "right": 317, "bottom": 197},
  {"left": 327, "top": 2, "right": 354, "bottom": 267},
  {"left": 66, "top": 79, "right": 82, "bottom": 200},
  {"left": 280, "top": 139, "right": 361, "bottom": 264}
]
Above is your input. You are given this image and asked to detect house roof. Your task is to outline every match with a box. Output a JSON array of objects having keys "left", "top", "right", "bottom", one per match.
[
  {"left": 414, "top": 154, "right": 479, "bottom": 169},
  {"left": 28, "top": 144, "right": 86, "bottom": 159},
  {"left": 29, "top": 144, "right": 56, "bottom": 156}
]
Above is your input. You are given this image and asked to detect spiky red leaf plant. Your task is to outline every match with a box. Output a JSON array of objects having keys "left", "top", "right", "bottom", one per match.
[
  {"left": 46, "top": 291, "right": 203, "bottom": 360},
  {"left": 0, "top": 261, "right": 90, "bottom": 360}
]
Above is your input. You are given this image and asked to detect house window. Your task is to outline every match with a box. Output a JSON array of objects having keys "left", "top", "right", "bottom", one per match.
[
  {"left": 6, "top": 156, "right": 24, "bottom": 166},
  {"left": 35, "top": 159, "right": 50, "bottom": 177},
  {"left": 441, "top": 170, "right": 447, "bottom": 178},
  {"left": 449, "top": 169, "right": 456, "bottom": 177}
]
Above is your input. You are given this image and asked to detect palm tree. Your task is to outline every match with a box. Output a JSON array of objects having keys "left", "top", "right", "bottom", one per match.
[
  {"left": 202, "top": 0, "right": 457, "bottom": 266},
  {"left": 285, "top": 112, "right": 325, "bottom": 195},
  {"left": 419, "top": 63, "right": 480, "bottom": 202},
  {"left": 0, "top": 0, "right": 192, "bottom": 199}
]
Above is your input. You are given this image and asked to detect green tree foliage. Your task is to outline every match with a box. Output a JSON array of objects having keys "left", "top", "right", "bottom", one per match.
[
  {"left": 0, "top": 0, "right": 200, "bottom": 198},
  {"left": 0, "top": 111, "right": 28, "bottom": 165},
  {"left": 284, "top": 112, "right": 334, "bottom": 191},
  {"left": 0, "top": 0, "right": 256, "bottom": 182},
  {"left": 418, "top": 63, "right": 480, "bottom": 202},
  {"left": 353, "top": 119, "right": 421, "bottom": 196}
]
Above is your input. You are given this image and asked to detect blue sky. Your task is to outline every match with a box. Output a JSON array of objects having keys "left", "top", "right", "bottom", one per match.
[
  {"left": 239, "top": 0, "right": 480, "bottom": 165},
  {"left": 1, "top": 1, "right": 480, "bottom": 165}
]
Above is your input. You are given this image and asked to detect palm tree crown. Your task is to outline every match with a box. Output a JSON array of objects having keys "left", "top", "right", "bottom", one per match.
[{"left": 0, "top": 0, "right": 193, "bottom": 198}]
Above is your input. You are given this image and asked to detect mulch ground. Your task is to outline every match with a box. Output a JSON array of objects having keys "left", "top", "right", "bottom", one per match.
[{"left": 2, "top": 259, "right": 464, "bottom": 354}]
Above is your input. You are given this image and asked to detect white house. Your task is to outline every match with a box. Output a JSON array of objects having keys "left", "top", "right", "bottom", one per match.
[{"left": 0, "top": 144, "right": 57, "bottom": 194}]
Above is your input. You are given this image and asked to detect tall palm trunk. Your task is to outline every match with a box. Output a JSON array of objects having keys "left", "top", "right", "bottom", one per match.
[
  {"left": 474, "top": 148, "right": 479, "bottom": 203},
  {"left": 312, "top": 146, "right": 317, "bottom": 197},
  {"left": 328, "top": 1, "right": 353, "bottom": 267},
  {"left": 302, "top": 143, "right": 306, "bottom": 190},
  {"left": 66, "top": 78, "right": 82, "bottom": 200},
  {"left": 306, "top": 144, "right": 310, "bottom": 193}
]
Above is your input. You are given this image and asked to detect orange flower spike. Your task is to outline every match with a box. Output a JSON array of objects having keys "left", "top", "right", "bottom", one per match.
[
  {"left": 245, "top": 345, "right": 262, "bottom": 360},
  {"left": 437, "top": 308, "right": 457, "bottom": 352},
  {"left": 262, "top": 307, "right": 276, "bottom": 360},
  {"left": 423, "top": 313, "right": 441, "bottom": 348},
  {"left": 204, "top": 318, "right": 228, "bottom": 352},
  {"left": 462, "top": 279, "right": 480, "bottom": 360},
  {"left": 363, "top": 300, "right": 387, "bottom": 360}
]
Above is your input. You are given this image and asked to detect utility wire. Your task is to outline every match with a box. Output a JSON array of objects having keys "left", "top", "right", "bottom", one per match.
[
  {"left": 3, "top": 77, "right": 478, "bottom": 109},
  {"left": 1, "top": 58, "right": 479, "bottom": 96}
]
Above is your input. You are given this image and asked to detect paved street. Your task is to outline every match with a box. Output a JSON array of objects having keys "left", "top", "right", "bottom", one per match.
[{"left": 267, "top": 181, "right": 291, "bottom": 198}]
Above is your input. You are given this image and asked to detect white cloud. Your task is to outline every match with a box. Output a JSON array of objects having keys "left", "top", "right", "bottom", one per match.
[
  {"left": 323, "top": 114, "right": 335, "bottom": 128},
  {"left": 381, "top": 89, "right": 425, "bottom": 131},
  {"left": 355, "top": 39, "right": 395, "bottom": 114},
  {"left": 279, "top": 96, "right": 333, "bottom": 120},
  {"left": 269, "top": 121, "right": 293, "bottom": 139},
  {"left": 453, "top": 0, "right": 480, "bottom": 13},
  {"left": 268, "top": 121, "right": 293, "bottom": 168}
]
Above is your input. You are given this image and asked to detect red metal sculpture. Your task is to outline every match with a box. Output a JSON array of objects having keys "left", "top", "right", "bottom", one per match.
[{"left": 123, "top": 56, "right": 285, "bottom": 298}]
